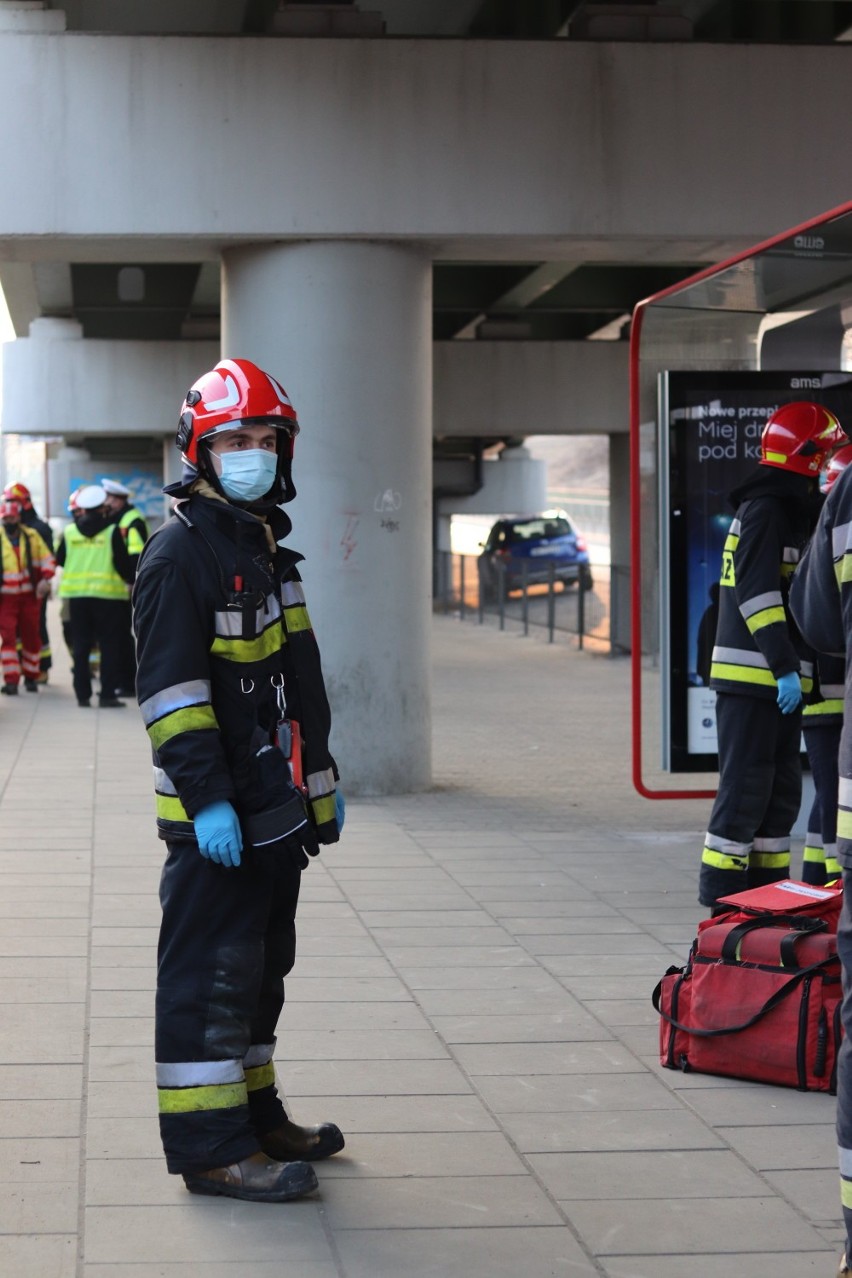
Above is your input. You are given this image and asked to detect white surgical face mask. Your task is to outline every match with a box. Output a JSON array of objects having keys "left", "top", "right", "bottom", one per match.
[{"left": 217, "top": 449, "right": 278, "bottom": 502}]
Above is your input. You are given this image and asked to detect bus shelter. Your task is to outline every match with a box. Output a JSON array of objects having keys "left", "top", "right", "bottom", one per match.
[{"left": 630, "top": 199, "right": 852, "bottom": 800}]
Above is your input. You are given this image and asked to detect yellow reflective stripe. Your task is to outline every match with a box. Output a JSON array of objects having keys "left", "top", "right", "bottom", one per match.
[
  {"left": 283, "top": 605, "right": 311, "bottom": 634},
  {"left": 312, "top": 794, "right": 336, "bottom": 826},
  {"left": 702, "top": 847, "right": 748, "bottom": 871},
  {"left": 158, "top": 1081, "right": 247, "bottom": 1114},
  {"left": 245, "top": 1062, "right": 276, "bottom": 1092},
  {"left": 835, "top": 554, "right": 852, "bottom": 587},
  {"left": 826, "top": 856, "right": 841, "bottom": 876},
  {"left": 842, "top": 1177, "right": 852, "bottom": 1210},
  {"left": 126, "top": 528, "right": 145, "bottom": 554},
  {"left": 803, "top": 699, "right": 844, "bottom": 717},
  {"left": 155, "top": 793, "right": 191, "bottom": 823},
  {"left": 744, "top": 607, "right": 786, "bottom": 634},
  {"left": 803, "top": 846, "right": 825, "bottom": 864},
  {"left": 838, "top": 810, "right": 852, "bottom": 839},
  {"left": 765, "top": 450, "right": 787, "bottom": 465},
  {"left": 148, "top": 704, "right": 218, "bottom": 749},
  {"left": 211, "top": 625, "right": 286, "bottom": 663},
  {"left": 710, "top": 663, "right": 777, "bottom": 687},
  {"left": 751, "top": 851, "right": 791, "bottom": 869}
]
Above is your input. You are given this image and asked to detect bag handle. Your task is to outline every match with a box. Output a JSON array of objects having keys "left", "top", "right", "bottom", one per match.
[
  {"left": 655, "top": 956, "right": 834, "bottom": 1038},
  {"left": 719, "top": 914, "right": 826, "bottom": 964}
]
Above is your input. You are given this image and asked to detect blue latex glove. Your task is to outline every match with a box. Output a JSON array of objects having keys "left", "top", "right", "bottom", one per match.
[
  {"left": 776, "top": 671, "right": 803, "bottom": 715},
  {"left": 194, "top": 800, "right": 243, "bottom": 868},
  {"left": 335, "top": 788, "right": 346, "bottom": 834}
]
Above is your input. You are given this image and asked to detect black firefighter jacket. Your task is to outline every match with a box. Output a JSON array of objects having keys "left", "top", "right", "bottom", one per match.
[
  {"left": 709, "top": 465, "right": 818, "bottom": 702},
  {"left": 131, "top": 494, "right": 339, "bottom": 848},
  {"left": 790, "top": 465, "right": 852, "bottom": 867}
]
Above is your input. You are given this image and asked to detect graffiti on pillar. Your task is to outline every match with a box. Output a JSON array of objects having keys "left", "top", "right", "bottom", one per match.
[
  {"left": 374, "top": 488, "right": 401, "bottom": 533},
  {"left": 341, "top": 514, "right": 359, "bottom": 561}
]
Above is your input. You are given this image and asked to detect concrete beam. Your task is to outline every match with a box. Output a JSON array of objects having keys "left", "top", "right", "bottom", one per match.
[
  {"left": 3, "top": 332, "right": 627, "bottom": 439},
  {"left": 0, "top": 38, "right": 847, "bottom": 255},
  {"left": 1, "top": 322, "right": 218, "bottom": 435},
  {"left": 434, "top": 340, "right": 628, "bottom": 437}
]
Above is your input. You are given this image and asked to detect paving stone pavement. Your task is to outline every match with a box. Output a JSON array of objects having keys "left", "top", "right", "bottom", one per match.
[{"left": 0, "top": 608, "right": 842, "bottom": 1277}]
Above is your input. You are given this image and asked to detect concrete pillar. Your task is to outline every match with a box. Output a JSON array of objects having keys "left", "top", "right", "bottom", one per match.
[
  {"left": 221, "top": 241, "right": 432, "bottom": 794},
  {"left": 608, "top": 432, "right": 631, "bottom": 653}
]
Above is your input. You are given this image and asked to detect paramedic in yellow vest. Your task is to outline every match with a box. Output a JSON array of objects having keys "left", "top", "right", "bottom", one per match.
[
  {"left": 56, "top": 484, "right": 129, "bottom": 709},
  {"left": 101, "top": 478, "right": 149, "bottom": 695},
  {"left": 0, "top": 497, "right": 54, "bottom": 694}
]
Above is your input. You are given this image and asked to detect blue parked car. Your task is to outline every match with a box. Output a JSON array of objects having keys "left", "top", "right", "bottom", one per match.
[{"left": 478, "top": 510, "right": 593, "bottom": 600}]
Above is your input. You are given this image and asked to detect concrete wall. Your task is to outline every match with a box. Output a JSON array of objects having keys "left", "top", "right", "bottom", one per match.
[
  {"left": 0, "top": 37, "right": 848, "bottom": 255},
  {"left": 5, "top": 333, "right": 627, "bottom": 438}
]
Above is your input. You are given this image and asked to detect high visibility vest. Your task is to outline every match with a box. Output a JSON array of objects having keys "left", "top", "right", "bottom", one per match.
[
  {"left": 118, "top": 505, "right": 148, "bottom": 556},
  {"left": 58, "top": 523, "right": 128, "bottom": 600},
  {"left": 0, "top": 524, "right": 53, "bottom": 596}
]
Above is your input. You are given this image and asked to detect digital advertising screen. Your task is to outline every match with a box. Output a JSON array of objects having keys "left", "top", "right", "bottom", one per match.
[{"left": 661, "top": 370, "right": 852, "bottom": 772}]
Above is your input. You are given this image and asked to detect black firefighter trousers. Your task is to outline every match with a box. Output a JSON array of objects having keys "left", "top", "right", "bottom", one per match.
[
  {"left": 156, "top": 838, "right": 302, "bottom": 1174},
  {"left": 699, "top": 691, "right": 802, "bottom": 907}
]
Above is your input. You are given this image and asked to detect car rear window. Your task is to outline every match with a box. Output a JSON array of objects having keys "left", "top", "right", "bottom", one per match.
[{"left": 502, "top": 516, "right": 573, "bottom": 544}]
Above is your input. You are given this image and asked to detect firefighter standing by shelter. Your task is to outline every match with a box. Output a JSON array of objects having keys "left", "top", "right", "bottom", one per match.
[
  {"left": 698, "top": 401, "right": 847, "bottom": 908},
  {"left": 789, "top": 440, "right": 852, "bottom": 1278},
  {"left": 132, "top": 358, "right": 345, "bottom": 1202}
]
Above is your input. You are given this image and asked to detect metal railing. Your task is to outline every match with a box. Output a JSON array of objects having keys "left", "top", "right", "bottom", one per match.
[{"left": 434, "top": 551, "right": 616, "bottom": 650}]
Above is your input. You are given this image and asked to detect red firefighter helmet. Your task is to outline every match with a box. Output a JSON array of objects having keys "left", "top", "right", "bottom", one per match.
[
  {"left": 176, "top": 358, "right": 299, "bottom": 465},
  {"left": 760, "top": 402, "right": 847, "bottom": 476},
  {"left": 824, "top": 442, "right": 852, "bottom": 492},
  {"left": 0, "top": 498, "right": 22, "bottom": 520},
  {"left": 2, "top": 482, "right": 32, "bottom": 510}
]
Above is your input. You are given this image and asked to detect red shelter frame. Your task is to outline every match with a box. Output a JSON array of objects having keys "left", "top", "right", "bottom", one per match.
[{"left": 629, "top": 199, "right": 852, "bottom": 799}]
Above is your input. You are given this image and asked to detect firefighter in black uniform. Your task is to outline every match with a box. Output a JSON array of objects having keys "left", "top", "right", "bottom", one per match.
[
  {"left": 789, "top": 443, "right": 852, "bottom": 1278},
  {"left": 698, "top": 401, "right": 847, "bottom": 909},
  {"left": 799, "top": 445, "right": 852, "bottom": 887},
  {"left": 132, "top": 358, "right": 345, "bottom": 1202}
]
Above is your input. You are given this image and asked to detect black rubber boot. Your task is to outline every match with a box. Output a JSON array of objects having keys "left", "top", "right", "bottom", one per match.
[
  {"left": 260, "top": 1117, "right": 345, "bottom": 1162},
  {"left": 182, "top": 1151, "right": 318, "bottom": 1202}
]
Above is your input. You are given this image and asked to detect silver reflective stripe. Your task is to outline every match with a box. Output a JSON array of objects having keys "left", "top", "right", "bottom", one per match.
[
  {"left": 753, "top": 836, "right": 790, "bottom": 852},
  {"left": 214, "top": 596, "right": 282, "bottom": 638},
  {"left": 156, "top": 1059, "right": 243, "bottom": 1087},
  {"left": 833, "top": 521, "right": 852, "bottom": 560},
  {"left": 705, "top": 832, "right": 751, "bottom": 856},
  {"left": 729, "top": 518, "right": 741, "bottom": 536},
  {"left": 243, "top": 1042, "right": 276, "bottom": 1069},
  {"left": 739, "top": 591, "right": 783, "bottom": 619},
  {"left": 153, "top": 766, "right": 178, "bottom": 796},
  {"left": 840, "top": 1146, "right": 852, "bottom": 1178},
  {"left": 840, "top": 777, "right": 852, "bottom": 808},
  {"left": 140, "top": 679, "right": 211, "bottom": 726},
  {"left": 805, "top": 831, "right": 823, "bottom": 849},
  {"left": 281, "top": 581, "right": 306, "bottom": 607},
  {"left": 822, "top": 684, "right": 845, "bottom": 699},
  {"left": 800, "top": 660, "right": 814, "bottom": 678},
  {"left": 711, "top": 645, "right": 770, "bottom": 670},
  {"left": 782, "top": 546, "right": 800, "bottom": 564},
  {"left": 307, "top": 767, "right": 335, "bottom": 799}
]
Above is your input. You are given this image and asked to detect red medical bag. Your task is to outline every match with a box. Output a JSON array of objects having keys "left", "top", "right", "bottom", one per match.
[{"left": 654, "top": 881, "right": 844, "bottom": 1092}]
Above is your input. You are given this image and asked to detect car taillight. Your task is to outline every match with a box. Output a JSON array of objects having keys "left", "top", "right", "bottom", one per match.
[
  {"left": 495, "top": 547, "right": 509, "bottom": 557},
  {"left": 575, "top": 536, "right": 587, "bottom": 552}
]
